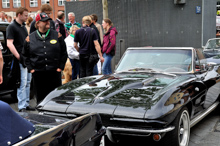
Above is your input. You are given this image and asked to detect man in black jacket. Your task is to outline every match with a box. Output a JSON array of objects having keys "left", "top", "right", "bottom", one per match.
[
  {"left": 22, "top": 12, "right": 67, "bottom": 104},
  {"left": 30, "top": 4, "right": 55, "bottom": 34},
  {"left": 54, "top": 11, "right": 67, "bottom": 39}
]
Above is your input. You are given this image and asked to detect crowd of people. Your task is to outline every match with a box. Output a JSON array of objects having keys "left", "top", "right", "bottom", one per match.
[{"left": 0, "top": 4, "right": 118, "bottom": 112}]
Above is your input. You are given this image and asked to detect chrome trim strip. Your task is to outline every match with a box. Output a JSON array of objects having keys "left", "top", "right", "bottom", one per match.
[
  {"left": 127, "top": 47, "right": 194, "bottom": 50},
  {"left": 106, "top": 126, "right": 175, "bottom": 134},
  {"left": 190, "top": 102, "right": 219, "bottom": 128}
]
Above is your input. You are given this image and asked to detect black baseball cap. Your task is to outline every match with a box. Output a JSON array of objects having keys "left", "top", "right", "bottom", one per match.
[{"left": 35, "top": 12, "right": 52, "bottom": 22}]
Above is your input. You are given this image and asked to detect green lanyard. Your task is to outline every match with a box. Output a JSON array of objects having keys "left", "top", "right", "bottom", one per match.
[
  {"left": 37, "top": 29, "right": 50, "bottom": 39},
  {"left": 70, "top": 34, "right": 74, "bottom": 38}
]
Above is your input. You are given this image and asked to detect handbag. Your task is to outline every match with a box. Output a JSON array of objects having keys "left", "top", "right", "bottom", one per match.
[{"left": 89, "top": 28, "right": 99, "bottom": 65}]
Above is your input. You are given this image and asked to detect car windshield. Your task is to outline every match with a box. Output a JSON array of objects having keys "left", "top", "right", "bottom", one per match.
[
  {"left": 115, "top": 49, "right": 192, "bottom": 73},
  {"left": 205, "top": 39, "right": 220, "bottom": 49}
]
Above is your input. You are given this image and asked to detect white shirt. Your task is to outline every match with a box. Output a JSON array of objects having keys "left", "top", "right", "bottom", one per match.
[
  {"left": 64, "top": 35, "right": 79, "bottom": 60},
  {"left": 0, "top": 18, "right": 8, "bottom": 22},
  {"left": 0, "top": 42, "right": 3, "bottom": 50}
]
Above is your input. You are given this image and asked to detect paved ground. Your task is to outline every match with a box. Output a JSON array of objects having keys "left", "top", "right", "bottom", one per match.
[
  {"left": 189, "top": 111, "right": 220, "bottom": 146},
  {"left": 2, "top": 94, "right": 220, "bottom": 146}
]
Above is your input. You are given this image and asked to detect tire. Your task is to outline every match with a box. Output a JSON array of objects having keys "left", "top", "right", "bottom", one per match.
[{"left": 162, "top": 107, "right": 190, "bottom": 146}]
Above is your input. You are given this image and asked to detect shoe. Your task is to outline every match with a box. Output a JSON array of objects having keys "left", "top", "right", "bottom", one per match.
[
  {"left": 19, "top": 109, "right": 27, "bottom": 112},
  {"left": 26, "top": 106, "right": 35, "bottom": 111}
]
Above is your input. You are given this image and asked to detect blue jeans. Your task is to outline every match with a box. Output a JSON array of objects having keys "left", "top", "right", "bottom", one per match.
[
  {"left": 102, "top": 53, "right": 113, "bottom": 75},
  {"left": 69, "top": 58, "right": 80, "bottom": 80},
  {"left": 17, "top": 64, "right": 32, "bottom": 110},
  {"left": 93, "top": 64, "right": 98, "bottom": 75}
]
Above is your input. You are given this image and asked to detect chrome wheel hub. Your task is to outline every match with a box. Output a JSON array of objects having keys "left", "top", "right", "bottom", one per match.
[{"left": 179, "top": 110, "right": 190, "bottom": 146}]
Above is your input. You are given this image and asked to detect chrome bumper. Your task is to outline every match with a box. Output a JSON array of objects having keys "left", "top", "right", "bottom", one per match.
[{"left": 106, "top": 126, "right": 175, "bottom": 142}]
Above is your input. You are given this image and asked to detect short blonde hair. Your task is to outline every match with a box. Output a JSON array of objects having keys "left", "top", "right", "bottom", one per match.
[
  {"left": 82, "top": 16, "right": 91, "bottom": 25},
  {"left": 69, "top": 25, "right": 80, "bottom": 34}
]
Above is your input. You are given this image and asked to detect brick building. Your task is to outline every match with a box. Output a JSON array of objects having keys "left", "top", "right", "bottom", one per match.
[{"left": 0, "top": 0, "right": 75, "bottom": 20}]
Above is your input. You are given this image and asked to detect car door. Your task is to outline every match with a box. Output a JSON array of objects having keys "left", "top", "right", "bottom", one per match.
[
  {"left": 195, "top": 49, "right": 220, "bottom": 109},
  {"left": 0, "top": 24, "right": 16, "bottom": 95}
]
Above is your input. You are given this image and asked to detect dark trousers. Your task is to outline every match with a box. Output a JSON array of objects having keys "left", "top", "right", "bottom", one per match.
[
  {"left": 79, "top": 54, "right": 95, "bottom": 78},
  {"left": 32, "top": 71, "right": 61, "bottom": 104},
  {"left": 69, "top": 58, "right": 80, "bottom": 80}
]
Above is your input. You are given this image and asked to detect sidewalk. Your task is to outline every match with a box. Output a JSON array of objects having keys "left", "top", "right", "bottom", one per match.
[{"left": 9, "top": 96, "right": 38, "bottom": 114}]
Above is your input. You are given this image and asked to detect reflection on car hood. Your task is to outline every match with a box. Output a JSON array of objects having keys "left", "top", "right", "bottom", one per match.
[{"left": 38, "top": 73, "right": 192, "bottom": 120}]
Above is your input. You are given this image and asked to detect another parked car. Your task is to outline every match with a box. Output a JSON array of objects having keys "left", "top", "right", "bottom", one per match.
[
  {"left": 37, "top": 47, "right": 220, "bottom": 146},
  {"left": 0, "top": 22, "right": 17, "bottom": 98},
  {"left": 15, "top": 112, "right": 105, "bottom": 146},
  {"left": 203, "top": 38, "right": 220, "bottom": 57}
]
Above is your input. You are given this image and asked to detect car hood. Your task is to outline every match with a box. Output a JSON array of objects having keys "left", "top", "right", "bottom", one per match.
[{"left": 37, "top": 73, "right": 194, "bottom": 120}]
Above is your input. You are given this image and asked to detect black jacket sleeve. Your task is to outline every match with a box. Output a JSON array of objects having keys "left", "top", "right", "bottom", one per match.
[
  {"left": 58, "top": 33, "right": 67, "bottom": 70},
  {"left": 22, "top": 37, "right": 33, "bottom": 72}
]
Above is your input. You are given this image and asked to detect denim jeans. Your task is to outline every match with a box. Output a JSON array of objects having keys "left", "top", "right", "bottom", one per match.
[
  {"left": 93, "top": 64, "right": 98, "bottom": 75},
  {"left": 17, "top": 63, "right": 32, "bottom": 110},
  {"left": 102, "top": 53, "right": 113, "bottom": 75},
  {"left": 69, "top": 58, "right": 80, "bottom": 80}
]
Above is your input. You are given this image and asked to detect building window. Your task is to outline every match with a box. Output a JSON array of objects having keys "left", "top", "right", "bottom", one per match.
[
  {"left": 30, "top": 0, "right": 38, "bottom": 7},
  {"left": 58, "top": 0, "right": 66, "bottom": 6},
  {"left": 2, "top": 0, "right": 10, "bottom": 8},
  {"left": 13, "top": 0, "right": 21, "bottom": 8},
  {"left": 41, "top": 0, "right": 49, "bottom": 4}
]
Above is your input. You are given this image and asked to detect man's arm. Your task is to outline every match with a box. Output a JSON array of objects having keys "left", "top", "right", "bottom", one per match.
[
  {"left": 94, "top": 40, "right": 104, "bottom": 63},
  {"left": 74, "top": 42, "right": 79, "bottom": 52},
  {"left": 0, "top": 50, "right": 3, "bottom": 84},
  {"left": 7, "top": 39, "right": 20, "bottom": 60}
]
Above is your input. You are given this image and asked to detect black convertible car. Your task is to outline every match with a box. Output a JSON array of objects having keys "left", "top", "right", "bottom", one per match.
[{"left": 37, "top": 47, "right": 220, "bottom": 146}]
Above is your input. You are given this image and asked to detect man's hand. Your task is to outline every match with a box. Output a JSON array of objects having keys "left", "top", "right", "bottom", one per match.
[
  {"left": 57, "top": 68, "right": 62, "bottom": 72},
  {"left": 100, "top": 56, "right": 104, "bottom": 63},
  {"left": 0, "top": 75, "right": 3, "bottom": 84},
  {"left": 30, "top": 69, "right": 35, "bottom": 73}
]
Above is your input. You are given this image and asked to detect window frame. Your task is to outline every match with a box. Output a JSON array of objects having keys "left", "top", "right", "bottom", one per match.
[
  {"left": 30, "top": 0, "right": 38, "bottom": 7},
  {"left": 2, "top": 0, "right": 10, "bottom": 8},
  {"left": 58, "top": 0, "right": 66, "bottom": 6},
  {"left": 41, "top": 0, "right": 49, "bottom": 4},
  {"left": 13, "top": 0, "right": 21, "bottom": 8}
]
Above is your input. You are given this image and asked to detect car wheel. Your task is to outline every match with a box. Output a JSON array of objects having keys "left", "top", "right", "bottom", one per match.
[{"left": 163, "top": 107, "right": 190, "bottom": 146}]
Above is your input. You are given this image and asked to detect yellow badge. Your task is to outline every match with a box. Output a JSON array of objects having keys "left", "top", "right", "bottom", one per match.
[{"left": 50, "top": 40, "right": 57, "bottom": 44}]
